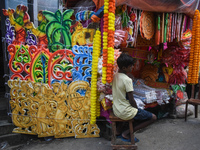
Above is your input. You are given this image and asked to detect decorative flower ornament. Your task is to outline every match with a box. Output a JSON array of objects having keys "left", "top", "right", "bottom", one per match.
[
  {"left": 102, "top": 0, "right": 116, "bottom": 84},
  {"left": 102, "top": 0, "right": 109, "bottom": 84},
  {"left": 188, "top": 10, "right": 200, "bottom": 84},
  {"left": 90, "top": 30, "right": 101, "bottom": 124}
]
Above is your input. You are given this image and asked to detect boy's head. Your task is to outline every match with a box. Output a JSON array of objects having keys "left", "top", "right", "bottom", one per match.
[{"left": 117, "top": 53, "right": 136, "bottom": 72}]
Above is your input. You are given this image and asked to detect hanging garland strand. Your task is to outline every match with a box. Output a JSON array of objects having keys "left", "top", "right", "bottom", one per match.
[
  {"left": 106, "top": 0, "right": 116, "bottom": 83},
  {"left": 96, "top": 94, "right": 101, "bottom": 117},
  {"left": 188, "top": 10, "right": 200, "bottom": 84},
  {"left": 194, "top": 12, "right": 200, "bottom": 83},
  {"left": 90, "top": 30, "right": 101, "bottom": 124},
  {"left": 102, "top": 0, "right": 109, "bottom": 84}
]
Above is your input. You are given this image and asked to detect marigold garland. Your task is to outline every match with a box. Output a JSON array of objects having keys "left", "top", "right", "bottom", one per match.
[
  {"left": 106, "top": 0, "right": 116, "bottom": 83},
  {"left": 96, "top": 96, "right": 101, "bottom": 117},
  {"left": 188, "top": 10, "right": 200, "bottom": 84},
  {"left": 102, "top": 0, "right": 109, "bottom": 84},
  {"left": 90, "top": 30, "right": 101, "bottom": 124}
]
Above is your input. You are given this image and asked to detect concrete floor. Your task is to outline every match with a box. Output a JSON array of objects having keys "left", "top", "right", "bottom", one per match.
[
  {"left": 18, "top": 114, "right": 200, "bottom": 150},
  {"left": 1, "top": 93, "right": 200, "bottom": 150}
]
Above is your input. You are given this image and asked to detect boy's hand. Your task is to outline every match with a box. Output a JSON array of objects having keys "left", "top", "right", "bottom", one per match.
[{"left": 127, "top": 91, "right": 138, "bottom": 108}]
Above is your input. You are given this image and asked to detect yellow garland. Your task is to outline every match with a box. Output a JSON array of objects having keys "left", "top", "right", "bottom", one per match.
[
  {"left": 90, "top": 30, "right": 101, "bottom": 124},
  {"left": 96, "top": 99, "right": 101, "bottom": 117},
  {"left": 188, "top": 10, "right": 200, "bottom": 84}
]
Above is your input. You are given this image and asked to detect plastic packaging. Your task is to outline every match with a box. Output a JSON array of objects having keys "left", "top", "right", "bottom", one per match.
[
  {"left": 115, "top": 0, "right": 199, "bottom": 17},
  {"left": 93, "top": 0, "right": 199, "bottom": 17},
  {"left": 176, "top": 104, "right": 194, "bottom": 118}
]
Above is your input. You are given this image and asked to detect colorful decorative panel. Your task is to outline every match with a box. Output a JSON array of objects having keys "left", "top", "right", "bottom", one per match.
[
  {"left": 42, "top": 9, "right": 74, "bottom": 52},
  {"left": 72, "top": 45, "right": 93, "bottom": 82},
  {"left": 8, "top": 80, "right": 100, "bottom": 138},
  {"left": 7, "top": 44, "right": 34, "bottom": 80},
  {"left": 48, "top": 49, "right": 75, "bottom": 85},
  {"left": 2, "top": 4, "right": 100, "bottom": 138},
  {"left": 5, "top": 18, "right": 15, "bottom": 45},
  {"left": 24, "top": 11, "right": 48, "bottom": 49},
  {"left": 30, "top": 48, "right": 50, "bottom": 83}
]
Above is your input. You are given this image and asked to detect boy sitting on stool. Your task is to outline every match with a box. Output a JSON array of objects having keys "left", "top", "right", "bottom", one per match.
[{"left": 112, "top": 53, "right": 157, "bottom": 140}]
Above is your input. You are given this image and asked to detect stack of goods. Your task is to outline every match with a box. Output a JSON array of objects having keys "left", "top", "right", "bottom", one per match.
[
  {"left": 133, "top": 84, "right": 157, "bottom": 104},
  {"left": 133, "top": 79, "right": 171, "bottom": 105},
  {"left": 134, "top": 98, "right": 145, "bottom": 109},
  {"left": 155, "top": 88, "right": 171, "bottom": 105}
]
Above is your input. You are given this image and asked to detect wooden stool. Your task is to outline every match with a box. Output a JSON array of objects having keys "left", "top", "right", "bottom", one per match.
[{"left": 109, "top": 111, "right": 137, "bottom": 150}]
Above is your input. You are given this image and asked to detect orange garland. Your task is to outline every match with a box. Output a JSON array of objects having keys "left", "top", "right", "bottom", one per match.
[
  {"left": 188, "top": 10, "right": 200, "bottom": 84},
  {"left": 106, "top": 0, "right": 116, "bottom": 83},
  {"left": 102, "top": 0, "right": 109, "bottom": 84}
]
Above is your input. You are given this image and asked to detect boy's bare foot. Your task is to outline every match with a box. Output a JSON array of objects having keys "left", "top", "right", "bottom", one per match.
[{"left": 122, "top": 133, "right": 130, "bottom": 139}]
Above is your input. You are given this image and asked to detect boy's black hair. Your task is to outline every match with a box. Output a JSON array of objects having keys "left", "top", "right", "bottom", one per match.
[{"left": 117, "top": 53, "right": 136, "bottom": 70}]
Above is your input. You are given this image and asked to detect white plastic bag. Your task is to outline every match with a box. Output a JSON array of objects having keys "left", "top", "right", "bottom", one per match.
[{"left": 176, "top": 104, "right": 194, "bottom": 118}]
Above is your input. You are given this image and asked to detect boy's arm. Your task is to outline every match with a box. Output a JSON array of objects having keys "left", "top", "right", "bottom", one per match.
[{"left": 127, "top": 91, "right": 138, "bottom": 108}]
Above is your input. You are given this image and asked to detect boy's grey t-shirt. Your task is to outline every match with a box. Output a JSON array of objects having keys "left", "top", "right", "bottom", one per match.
[{"left": 112, "top": 73, "right": 138, "bottom": 120}]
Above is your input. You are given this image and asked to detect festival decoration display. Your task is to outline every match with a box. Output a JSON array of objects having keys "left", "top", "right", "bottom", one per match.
[
  {"left": 5, "top": 18, "right": 15, "bottom": 44},
  {"left": 141, "top": 64, "right": 158, "bottom": 82},
  {"left": 71, "top": 21, "right": 95, "bottom": 47},
  {"left": 163, "top": 13, "right": 168, "bottom": 43},
  {"left": 48, "top": 49, "right": 75, "bottom": 85},
  {"left": 106, "top": 0, "right": 115, "bottom": 83},
  {"left": 140, "top": 11, "right": 155, "bottom": 40},
  {"left": 128, "top": 8, "right": 138, "bottom": 46},
  {"left": 90, "top": 30, "right": 101, "bottom": 124},
  {"left": 168, "top": 14, "right": 172, "bottom": 42},
  {"left": 162, "top": 46, "right": 189, "bottom": 84},
  {"left": 26, "top": 30, "right": 37, "bottom": 46},
  {"left": 155, "top": 15, "right": 160, "bottom": 45},
  {"left": 7, "top": 44, "right": 33, "bottom": 80},
  {"left": 91, "top": 6, "right": 104, "bottom": 22},
  {"left": 2, "top": 0, "right": 194, "bottom": 140},
  {"left": 181, "top": 29, "right": 192, "bottom": 49},
  {"left": 3, "top": 5, "right": 30, "bottom": 45},
  {"left": 72, "top": 45, "right": 93, "bottom": 82},
  {"left": 102, "top": 0, "right": 109, "bottom": 84},
  {"left": 3, "top": 5, "right": 100, "bottom": 138},
  {"left": 25, "top": 11, "right": 47, "bottom": 49},
  {"left": 30, "top": 48, "right": 50, "bottom": 83},
  {"left": 136, "top": 34, "right": 155, "bottom": 47},
  {"left": 42, "top": 9, "right": 74, "bottom": 51},
  {"left": 75, "top": 10, "right": 95, "bottom": 21},
  {"left": 188, "top": 10, "right": 200, "bottom": 84},
  {"left": 113, "top": 49, "right": 121, "bottom": 75},
  {"left": 8, "top": 80, "right": 100, "bottom": 138}
]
